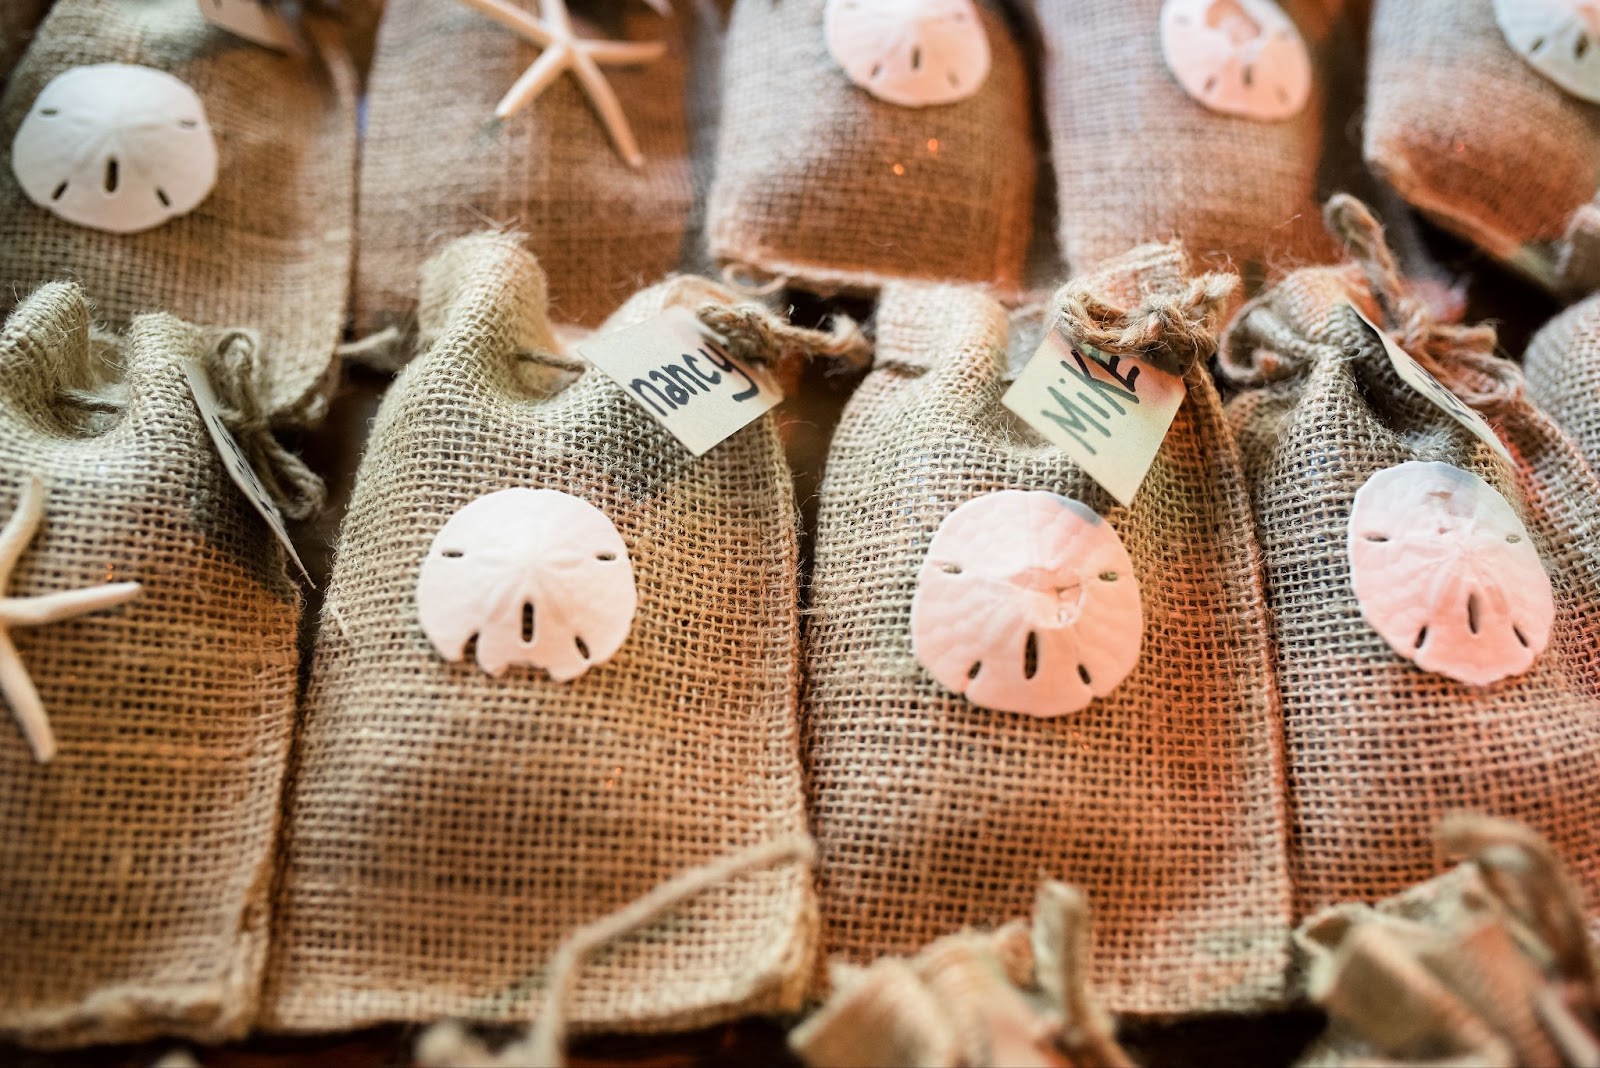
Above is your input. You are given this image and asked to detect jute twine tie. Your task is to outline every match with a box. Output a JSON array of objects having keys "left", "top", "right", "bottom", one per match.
[{"left": 1048, "top": 264, "right": 1237, "bottom": 377}]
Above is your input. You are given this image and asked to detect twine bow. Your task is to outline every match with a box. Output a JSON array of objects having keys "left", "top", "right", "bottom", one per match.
[
  {"left": 1048, "top": 262, "right": 1238, "bottom": 377},
  {"left": 695, "top": 303, "right": 873, "bottom": 372},
  {"left": 1324, "top": 194, "right": 1498, "bottom": 371},
  {"left": 204, "top": 330, "right": 326, "bottom": 522}
]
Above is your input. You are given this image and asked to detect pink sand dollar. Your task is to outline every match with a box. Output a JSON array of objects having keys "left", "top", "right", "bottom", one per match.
[
  {"left": 11, "top": 64, "right": 218, "bottom": 234},
  {"left": 416, "top": 488, "right": 637, "bottom": 681},
  {"left": 910, "top": 490, "right": 1143, "bottom": 717},
  {"left": 1495, "top": 0, "right": 1600, "bottom": 104},
  {"left": 823, "top": 0, "right": 991, "bottom": 108},
  {"left": 1348, "top": 461, "right": 1553, "bottom": 688},
  {"left": 1159, "top": 0, "right": 1312, "bottom": 120}
]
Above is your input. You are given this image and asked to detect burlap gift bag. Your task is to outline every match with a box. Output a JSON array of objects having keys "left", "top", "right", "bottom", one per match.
[
  {"left": 354, "top": 0, "right": 694, "bottom": 335},
  {"left": 1036, "top": 0, "right": 1348, "bottom": 281},
  {"left": 706, "top": 0, "right": 1035, "bottom": 296},
  {"left": 1365, "top": 0, "right": 1600, "bottom": 295},
  {"left": 1219, "top": 197, "right": 1600, "bottom": 929},
  {"left": 0, "top": 0, "right": 357, "bottom": 424},
  {"left": 0, "top": 284, "right": 303, "bottom": 1047},
  {"left": 804, "top": 243, "right": 1293, "bottom": 1016},
  {"left": 1525, "top": 292, "right": 1600, "bottom": 468},
  {"left": 263, "top": 233, "right": 817, "bottom": 1033}
]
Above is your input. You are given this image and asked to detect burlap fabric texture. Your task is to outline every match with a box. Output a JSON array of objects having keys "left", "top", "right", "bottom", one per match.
[
  {"left": 706, "top": 0, "right": 1035, "bottom": 297},
  {"left": 0, "top": 0, "right": 357, "bottom": 425},
  {"left": 0, "top": 284, "right": 302, "bottom": 1048},
  {"left": 1037, "top": 0, "right": 1346, "bottom": 283},
  {"left": 262, "top": 233, "right": 816, "bottom": 1033},
  {"left": 1365, "top": 0, "right": 1600, "bottom": 295},
  {"left": 1219, "top": 197, "right": 1600, "bottom": 931},
  {"left": 803, "top": 243, "right": 1293, "bottom": 1016},
  {"left": 354, "top": 0, "right": 693, "bottom": 334},
  {"left": 1525, "top": 292, "right": 1600, "bottom": 470}
]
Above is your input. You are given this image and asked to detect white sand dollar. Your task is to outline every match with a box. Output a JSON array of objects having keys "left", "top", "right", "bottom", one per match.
[
  {"left": 1348, "top": 461, "right": 1554, "bottom": 688},
  {"left": 1495, "top": 0, "right": 1600, "bottom": 104},
  {"left": 910, "top": 490, "right": 1143, "bottom": 717},
  {"left": 11, "top": 64, "right": 218, "bottom": 234},
  {"left": 823, "top": 0, "right": 991, "bottom": 108},
  {"left": 1159, "top": 0, "right": 1312, "bottom": 120},
  {"left": 416, "top": 488, "right": 637, "bottom": 681}
]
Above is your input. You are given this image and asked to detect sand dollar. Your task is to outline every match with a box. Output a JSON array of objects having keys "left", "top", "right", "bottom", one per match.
[
  {"left": 823, "top": 0, "right": 991, "bottom": 107},
  {"left": 11, "top": 64, "right": 218, "bottom": 234},
  {"left": 1348, "top": 461, "right": 1554, "bottom": 688},
  {"left": 416, "top": 488, "right": 637, "bottom": 681},
  {"left": 910, "top": 490, "right": 1142, "bottom": 717},
  {"left": 1159, "top": 0, "right": 1312, "bottom": 120},
  {"left": 1495, "top": 0, "right": 1600, "bottom": 104}
]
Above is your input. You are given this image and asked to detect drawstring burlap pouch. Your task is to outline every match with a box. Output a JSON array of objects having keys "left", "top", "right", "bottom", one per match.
[
  {"left": 1525, "top": 292, "right": 1600, "bottom": 469},
  {"left": 1036, "top": 0, "right": 1347, "bottom": 281},
  {"left": 1294, "top": 815, "right": 1600, "bottom": 1068},
  {"left": 0, "top": 284, "right": 304, "bottom": 1048},
  {"left": 262, "top": 233, "right": 818, "bottom": 1034},
  {"left": 803, "top": 242, "right": 1293, "bottom": 1016},
  {"left": 1365, "top": 0, "right": 1600, "bottom": 295},
  {"left": 705, "top": 0, "right": 1035, "bottom": 296},
  {"left": 353, "top": 0, "right": 694, "bottom": 335},
  {"left": 0, "top": 0, "right": 357, "bottom": 425},
  {"left": 1219, "top": 196, "right": 1600, "bottom": 929}
]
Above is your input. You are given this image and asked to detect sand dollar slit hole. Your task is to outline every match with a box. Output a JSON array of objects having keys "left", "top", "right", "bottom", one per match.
[
  {"left": 823, "top": 0, "right": 991, "bottom": 107},
  {"left": 1159, "top": 0, "right": 1311, "bottom": 120},
  {"left": 11, "top": 64, "right": 218, "bottom": 234},
  {"left": 416, "top": 488, "right": 637, "bottom": 681},
  {"left": 1495, "top": 0, "right": 1600, "bottom": 104},
  {"left": 1347, "top": 461, "right": 1554, "bottom": 688},
  {"left": 910, "top": 490, "right": 1143, "bottom": 717}
]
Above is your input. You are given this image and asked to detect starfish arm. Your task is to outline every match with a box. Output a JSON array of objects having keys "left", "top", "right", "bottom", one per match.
[
  {"left": 0, "top": 631, "right": 55, "bottom": 763},
  {"left": 571, "top": 50, "right": 645, "bottom": 168},
  {"left": 496, "top": 44, "right": 574, "bottom": 120},
  {"left": 0, "top": 477, "right": 45, "bottom": 585},
  {"left": 4, "top": 582, "right": 142, "bottom": 627},
  {"left": 456, "top": 0, "right": 557, "bottom": 48},
  {"left": 578, "top": 38, "right": 668, "bottom": 65},
  {"left": 542, "top": 0, "right": 574, "bottom": 36}
]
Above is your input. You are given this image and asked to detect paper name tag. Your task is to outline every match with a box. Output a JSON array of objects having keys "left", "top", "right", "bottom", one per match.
[
  {"left": 198, "top": 0, "right": 299, "bottom": 52},
  {"left": 577, "top": 306, "right": 784, "bottom": 457},
  {"left": 1348, "top": 304, "right": 1514, "bottom": 465},
  {"left": 184, "top": 362, "right": 313, "bottom": 584},
  {"left": 1002, "top": 328, "right": 1186, "bottom": 508}
]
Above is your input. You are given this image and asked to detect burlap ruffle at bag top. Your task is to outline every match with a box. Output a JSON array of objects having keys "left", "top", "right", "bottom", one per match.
[
  {"left": 706, "top": 0, "right": 1035, "bottom": 296},
  {"left": 1036, "top": 0, "right": 1348, "bottom": 281},
  {"left": 0, "top": 284, "right": 305, "bottom": 1048},
  {"left": 0, "top": 0, "right": 357, "bottom": 424},
  {"left": 803, "top": 242, "right": 1293, "bottom": 1016},
  {"left": 1365, "top": 0, "right": 1600, "bottom": 295},
  {"left": 1219, "top": 197, "right": 1600, "bottom": 930},
  {"left": 262, "top": 233, "right": 817, "bottom": 1034},
  {"left": 353, "top": 0, "right": 694, "bottom": 334}
]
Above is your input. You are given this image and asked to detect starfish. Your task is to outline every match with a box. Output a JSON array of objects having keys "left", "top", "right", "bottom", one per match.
[
  {"left": 0, "top": 477, "right": 141, "bottom": 764},
  {"left": 457, "top": 0, "right": 668, "bottom": 169}
]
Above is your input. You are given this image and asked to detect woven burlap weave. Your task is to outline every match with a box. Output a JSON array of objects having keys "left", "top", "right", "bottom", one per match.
[
  {"left": 1365, "top": 0, "right": 1600, "bottom": 294},
  {"left": 1037, "top": 0, "right": 1344, "bottom": 282},
  {"left": 1526, "top": 293, "right": 1600, "bottom": 471},
  {"left": 803, "top": 245, "right": 1292, "bottom": 1017},
  {"left": 1220, "top": 253, "right": 1600, "bottom": 930},
  {"left": 706, "top": 0, "right": 1034, "bottom": 296},
  {"left": 354, "top": 0, "right": 694, "bottom": 334},
  {"left": 0, "top": 0, "right": 357, "bottom": 424},
  {"left": 0, "top": 284, "right": 301, "bottom": 1048},
  {"left": 262, "top": 233, "right": 815, "bottom": 1033}
]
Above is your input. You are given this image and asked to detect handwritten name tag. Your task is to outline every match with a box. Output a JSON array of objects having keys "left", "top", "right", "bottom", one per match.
[
  {"left": 577, "top": 306, "right": 784, "bottom": 457},
  {"left": 184, "top": 362, "right": 313, "bottom": 584},
  {"left": 1348, "top": 304, "right": 1514, "bottom": 465},
  {"left": 1002, "top": 328, "right": 1186, "bottom": 508}
]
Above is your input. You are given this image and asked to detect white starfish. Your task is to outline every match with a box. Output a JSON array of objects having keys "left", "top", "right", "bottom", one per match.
[
  {"left": 457, "top": 0, "right": 668, "bottom": 169},
  {"left": 0, "top": 477, "right": 141, "bottom": 764}
]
